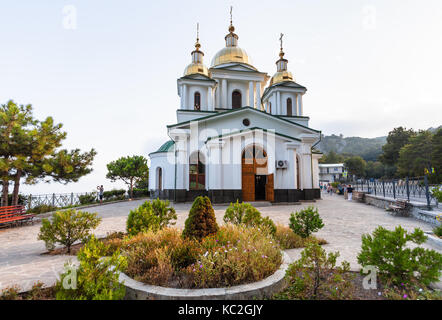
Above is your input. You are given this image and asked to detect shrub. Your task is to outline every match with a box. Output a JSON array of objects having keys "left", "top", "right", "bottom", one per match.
[
  {"left": 103, "top": 189, "right": 126, "bottom": 201},
  {"left": 78, "top": 192, "right": 97, "bottom": 205},
  {"left": 29, "top": 204, "right": 59, "bottom": 214},
  {"left": 126, "top": 199, "right": 177, "bottom": 236},
  {"left": 0, "top": 285, "right": 20, "bottom": 300},
  {"left": 183, "top": 196, "right": 218, "bottom": 240},
  {"left": 433, "top": 224, "right": 442, "bottom": 237},
  {"left": 223, "top": 200, "right": 276, "bottom": 235},
  {"left": 275, "top": 242, "right": 353, "bottom": 300},
  {"left": 274, "top": 224, "right": 327, "bottom": 249},
  {"left": 431, "top": 185, "right": 442, "bottom": 202},
  {"left": 131, "top": 188, "right": 149, "bottom": 198},
  {"left": 289, "top": 206, "right": 324, "bottom": 239},
  {"left": 189, "top": 225, "right": 282, "bottom": 288},
  {"left": 357, "top": 226, "right": 442, "bottom": 286},
  {"left": 37, "top": 209, "right": 102, "bottom": 254},
  {"left": 55, "top": 235, "right": 127, "bottom": 300}
]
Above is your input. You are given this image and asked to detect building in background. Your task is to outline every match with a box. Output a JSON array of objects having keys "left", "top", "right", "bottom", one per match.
[{"left": 319, "top": 163, "right": 344, "bottom": 183}]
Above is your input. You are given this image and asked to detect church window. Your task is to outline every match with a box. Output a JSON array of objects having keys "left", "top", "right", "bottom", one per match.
[
  {"left": 189, "top": 152, "right": 205, "bottom": 190},
  {"left": 194, "top": 92, "right": 201, "bottom": 110},
  {"left": 242, "top": 118, "right": 250, "bottom": 126},
  {"left": 232, "top": 90, "right": 242, "bottom": 109},
  {"left": 287, "top": 98, "right": 292, "bottom": 116},
  {"left": 269, "top": 102, "right": 272, "bottom": 114}
]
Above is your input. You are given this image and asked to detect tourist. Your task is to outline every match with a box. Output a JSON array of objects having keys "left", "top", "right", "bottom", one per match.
[
  {"left": 98, "top": 185, "right": 104, "bottom": 204},
  {"left": 347, "top": 184, "right": 353, "bottom": 201}
]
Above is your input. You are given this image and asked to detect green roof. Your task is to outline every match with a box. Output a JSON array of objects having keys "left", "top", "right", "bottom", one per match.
[{"left": 149, "top": 140, "right": 175, "bottom": 155}]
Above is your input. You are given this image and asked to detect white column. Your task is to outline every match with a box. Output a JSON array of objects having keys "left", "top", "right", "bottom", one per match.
[
  {"left": 293, "top": 94, "right": 298, "bottom": 116},
  {"left": 215, "top": 81, "right": 220, "bottom": 109},
  {"left": 276, "top": 91, "right": 281, "bottom": 115},
  {"left": 207, "top": 86, "right": 213, "bottom": 111},
  {"left": 255, "top": 82, "right": 261, "bottom": 109},
  {"left": 298, "top": 94, "right": 303, "bottom": 116},
  {"left": 222, "top": 79, "right": 227, "bottom": 108},
  {"left": 249, "top": 81, "right": 254, "bottom": 108},
  {"left": 182, "top": 84, "right": 188, "bottom": 110}
]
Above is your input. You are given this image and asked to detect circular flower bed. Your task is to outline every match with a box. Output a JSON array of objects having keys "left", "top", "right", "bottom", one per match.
[{"left": 121, "top": 224, "right": 282, "bottom": 289}]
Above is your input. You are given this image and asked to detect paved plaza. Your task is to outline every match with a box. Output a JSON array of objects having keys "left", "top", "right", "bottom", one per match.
[{"left": 0, "top": 194, "right": 440, "bottom": 292}]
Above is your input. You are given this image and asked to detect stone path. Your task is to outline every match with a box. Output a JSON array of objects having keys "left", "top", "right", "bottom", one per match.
[{"left": 0, "top": 194, "right": 440, "bottom": 292}]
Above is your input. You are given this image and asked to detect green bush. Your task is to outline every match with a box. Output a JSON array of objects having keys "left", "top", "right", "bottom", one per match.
[
  {"left": 431, "top": 186, "right": 442, "bottom": 202},
  {"left": 223, "top": 200, "right": 276, "bottom": 235},
  {"left": 103, "top": 189, "right": 126, "bottom": 201},
  {"left": 78, "top": 192, "right": 97, "bottom": 205},
  {"left": 357, "top": 226, "right": 442, "bottom": 286},
  {"left": 289, "top": 206, "right": 324, "bottom": 239},
  {"left": 55, "top": 235, "right": 127, "bottom": 300},
  {"left": 37, "top": 209, "right": 102, "bottom": 254},
  {"left": 131, "top": 188, "right": 149, "bottom": 198},
  {"left": 126, "top": 198, "right": 177, "bottom": 236},
  {"left": 183, "top": 196, "right": 218, "bottom": 240},
  {"left": 29, "top": 204, "right": 59, "bottom": 214},
  {"left": 434, "top": 224, "right": 442, "bottom": 237},
  {"left": 275, "top": 242, "right": 353, "bottom": 300}
]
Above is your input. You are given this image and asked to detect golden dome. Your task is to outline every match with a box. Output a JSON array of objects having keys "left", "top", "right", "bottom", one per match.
[
  {"left": 184, "top": 63, "right": 210, "bottom": 77},
  {"left": 270, "top": 70, "right": 294, "bottom": 86},
  {"left": 210, "top": 46, "right": 256, "bottom": 69}
]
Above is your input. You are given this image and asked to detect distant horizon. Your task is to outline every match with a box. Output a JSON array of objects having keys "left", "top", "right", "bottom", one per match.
[{"left": 2, "top": 0, "right": 441, "bottom": 194}]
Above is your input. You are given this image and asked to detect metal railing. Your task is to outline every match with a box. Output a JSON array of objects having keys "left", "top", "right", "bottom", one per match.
[
  {"left": 353, "top": 176, "right": 438, "bottom": 209},
  {"left": 23, "top": 192, "right": 97, "bottom": 210}
]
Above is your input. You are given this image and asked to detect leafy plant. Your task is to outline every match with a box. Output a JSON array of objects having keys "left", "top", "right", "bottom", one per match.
[
  {"left": 289, "top": 206, "right": 324, "bottom": 239},
  {"left": 431, "top": 186, "right": 442, "bottom": 203},
  {"left": 223, "top": 200, "right": 276, "bottom": 235},
  {"left": 183, "top": 196, "right": 218, "bottom": 240},
  {"left": 78, "top": 192, "right": 97, "bottom": 205},
  {"left": 103, "top": 189, "right": 126, "bottom": 201},
  {"left": 275, "top": 242, "right": 353, "bottom": 300},
  {"left": 126, "top": 199, "right": 177, "bottom": 236},
  {"left": 274, "top": 224, "right": 327, "bottom": 249},
  {"left": 0, "top": 285, "right": 20, "bottom": 300},
  {"left": 28, "top": 204, "right": 59, "bottom": 214},
  {"left": 55, "top": 235, "right": 127, "bottom": 300},
  {"left": 433, "top": 224, "right": 442, "bottom": 237},
  {"left": 357, "top": 226, "right": 442, "bottom": 286},
  {"left": 37, "top": 209, "right": 102, "bottom": 254}
]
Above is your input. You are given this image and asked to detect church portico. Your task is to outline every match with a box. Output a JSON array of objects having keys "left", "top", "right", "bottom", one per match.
[{"left": 149, "top": 13, "right": 322, "bottom": 204}]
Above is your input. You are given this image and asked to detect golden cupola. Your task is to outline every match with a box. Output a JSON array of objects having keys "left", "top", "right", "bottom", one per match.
[
  {"left": 183, "top": 24, "right": 210, "bottom": 77},
  {"left": 269, "top": 34, "right": 294, "bottom": 86},
  {"left": 210, "top": 11, "right": 255, "bottom": 70}
]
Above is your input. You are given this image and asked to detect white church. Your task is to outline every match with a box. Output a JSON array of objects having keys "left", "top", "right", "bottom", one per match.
[{"left": 149, "top": 17, "right": 322, "bottom": 204}]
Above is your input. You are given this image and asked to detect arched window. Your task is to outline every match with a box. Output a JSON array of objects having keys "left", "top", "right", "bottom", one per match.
[
  {"left": 194, "top": 92, "right": 201, "bottom": 110},
  {"left": 287, "top": 98, "right": 292, "bottom": 116},
  {"left": 232, "top": 90, "right": 242, "bottom": 109},
  {"left": 157, "top": 167, "right": 163, "bottom": 191},
  {"left": 189, "top": 152, "right": 205, "bottom": 190},
  {"left": 269, "top": 102, "right": 272, "bottom": 114}
]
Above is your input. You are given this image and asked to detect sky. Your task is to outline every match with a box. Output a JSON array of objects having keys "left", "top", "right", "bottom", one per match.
[{"left": 1, "top": 0, "right": 441, "bottom": 194}]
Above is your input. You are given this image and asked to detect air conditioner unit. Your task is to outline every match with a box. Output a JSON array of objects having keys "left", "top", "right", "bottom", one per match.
[{"left": 276, "top": 160, "right": 288, "bottom": 169}]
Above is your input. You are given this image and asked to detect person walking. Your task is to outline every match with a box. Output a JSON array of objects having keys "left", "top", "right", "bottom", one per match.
[
  {"left": 347, "top": 184, "right": 353, "bottom": 201},
  {"left": 98, "top": 185, "right": 104, "bottom": 204}
]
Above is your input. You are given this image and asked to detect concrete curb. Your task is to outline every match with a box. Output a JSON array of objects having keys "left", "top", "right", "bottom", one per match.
[
  {"left": 120, "top": 251, "right": 291, "bottom": 300},
  {"left": 425, "top": 233, "right": 442, "bottom": 250}
]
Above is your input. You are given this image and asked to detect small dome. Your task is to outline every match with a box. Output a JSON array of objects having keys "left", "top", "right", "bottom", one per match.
[
  {"left": 184, "top": 63, "right": 210, "bottom": 77},
  {"left": 270, "top": 70, "right": 294, "bottom": 86},
  {"left": 210, "top": 46, "right": 255, "bottom": 69}
]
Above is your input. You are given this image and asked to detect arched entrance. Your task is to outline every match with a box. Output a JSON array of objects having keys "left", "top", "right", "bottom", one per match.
[{"left": 241, "top": 145, "right": 274, "bottom": 202}]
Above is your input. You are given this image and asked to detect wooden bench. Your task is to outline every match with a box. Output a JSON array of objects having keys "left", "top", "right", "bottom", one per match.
[
  {"left": 0, "top": 205, "right": 35, "bottom": 228},
  {"left": 388, "top": 199, "right": 409, "bottom": 214}
]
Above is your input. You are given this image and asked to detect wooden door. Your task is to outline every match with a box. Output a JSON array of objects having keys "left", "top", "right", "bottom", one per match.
[
  {"left": 266, "top": 174, "right": 274, "bottom": 202},
  {"left": 242, "top": 163, "right": 255, "bottom": 201}
]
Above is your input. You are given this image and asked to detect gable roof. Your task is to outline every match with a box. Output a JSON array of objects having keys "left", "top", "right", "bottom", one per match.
[
  {"left": 167, "top": 106, "right": 320, "bottom": 134},
  {"left": 262, "top": 81, "right": 307, "bottom": 99},
  {"left": 205, "top": 127, "right": 301, "bottom": 143}
]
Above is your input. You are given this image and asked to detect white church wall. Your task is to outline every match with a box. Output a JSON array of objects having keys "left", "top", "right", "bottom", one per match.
[
  {"left": 149, "top": 153, "right": 175, "bottom": 191},
  {"left": 187, "top": 85, "right": 208, "bottom": 111}
]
